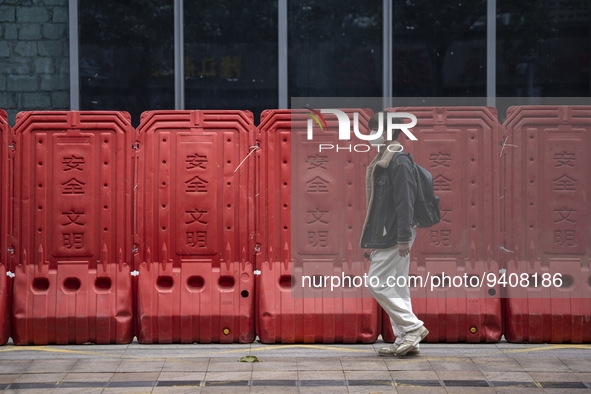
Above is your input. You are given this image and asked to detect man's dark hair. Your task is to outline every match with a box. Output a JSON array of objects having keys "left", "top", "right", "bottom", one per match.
[{"left": 368, "top": 111, "right": 403, "bottom": 141}]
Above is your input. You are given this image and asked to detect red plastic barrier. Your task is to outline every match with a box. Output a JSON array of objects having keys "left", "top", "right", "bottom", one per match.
[
  {"left": 11, "top": 111, "right": 134, "bottom": 345},
  {"left": 381, "top": 107, "right": 503, "bottom": 343},
  {"left": 502, "top": 106, "right": 591, "bottom": 343},
  {"left": 0, "top": 110, "right": 10, "bottom": 345},
  {"left": 135, "top": 110, "right": 255, "bottom": 343},
  {"left": 256, "top": 109, "right": 380, "bottom": 343}
]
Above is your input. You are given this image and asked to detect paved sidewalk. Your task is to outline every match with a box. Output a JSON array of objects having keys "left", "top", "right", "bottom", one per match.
[{"left": 0, "top": 338, "right": 590, "bottom": 393}]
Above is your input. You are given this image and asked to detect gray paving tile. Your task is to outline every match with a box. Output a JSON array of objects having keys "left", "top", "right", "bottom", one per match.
[
  {"left": 109, "top": 372, "right": 160, "bottom": 381},
  {"left": 116, "top": 359, "right": 165, "bottom": 372},
  {"left": 341, "top": 359, "right": 388, "bottom": 371},
  {"left": 516, "top": 358, "right": 571, "bottom": 372},
  {"left": 251, "top": 360, "right": 298, "bottom": 371},
  {"left": 206, "top": 360, "right": 254, "bottom": 372},
  {"left": 52, "top": 388, "right": 105, "bottom": 394},
  {"left": 251, "top": 370, "right": 298, "bottom": 380},
  {"left": 471, "top": 356, "right": 525, "bottom": 371},
  {"left": 297, "top": 359, "right": 343, "bottom": 371},
  {"left": 559, "top": 357, "right": 591, "bottom": 372},
  {"left": 161, "top": 358, "right": 209, "bottom": 372},
  {"left": 0, "top": 360, "right": 33, "bottom": 374},
  {"left": 481, "top": 371, "right": 536, "bottom": 382},
  {"left": 203, "top": 371, "right": 251, "bottom": 381},
  {"left": 153, "top": 387, "right": 203, "bottom": 394},
  {"left": 344, "top": 370, "right": 393, "bottom": 380},
  {"left": 25, "top": 359, "right": 77, "bottom": 373},
  {"left": 4, "top": 388, "right": 56, "bottom": 394},
  {"left": 385, "top": 358, "right": 433, "bottom": 371},
  {"left": 390, "top": 370, "right": 439, "bottom": 381},
  {"left": 0, "top": 341, "right": 588, "bottom": 393},
  {"left": 435, "top": 370, "right": 487, "bottom": 380},
  {"left": 249, "top": 388, "right": 300, "bottom": 394},
  {"left": 298, "top": 370, "right": 346, "bottom": 380},
  {"left": 529, "top": 371, "right": 591, "bottom": 383},
  {"left": 14, "top": 372, "right": 67, "bottom": 383},
  {"left": 199, "top": 387, "right": 248, "bottom": 393},
  {"left": 0, "top": 374, "right": 20, "bottom": 384},
  {"left": 347, "top": 386, "right": 398, "bottom": 394},
  {"left": 62, "top": 372, "right": 113, "bottom": 382},
  {"left": 100, "top": 387, "right": 155, "bottom": 393},
  {"left": 71, "top": 359, "right": 122, "bottom": 372},
  {"left": 426, "top": 357, "right": 479, "bottom": 371},
  {"left": 157, "top": 371, "right": 206, "bottom": 381}
]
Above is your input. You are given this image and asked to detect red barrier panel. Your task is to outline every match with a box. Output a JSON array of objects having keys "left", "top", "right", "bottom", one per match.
[
  {"left": 381, "top": 107, "right": 503, "bottom": 343},
  {"left": 0, "top": 110, "right": 10, "bottom": 345},
  {"left": 256, "top": 109, "right": 380, "bottom": 343},
  {"left": 11, "top": 111, "right": 134, "bottom": 345},
  {"left": 135, "top": 110, "right": 255, "bottom": 343},
  {"left": 502, "top": 106, "right": 591, "bottom": 343}
]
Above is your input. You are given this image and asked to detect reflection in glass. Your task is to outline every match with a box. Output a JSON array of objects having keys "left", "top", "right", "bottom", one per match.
[
  {"left": 392, "top": 0, "right": 487, "bottom": 97},
  {"left": 289, "top": 1, "right": 382, "bottom": 97},
  {"left": 184, "top": 1, "right": 278, "bottom": 120},
  {"left": 79, "top": 0, "right": 174, "bottom": 124},
  {"left": 497, "top": 0, "right": 591, "bottom": 97}
]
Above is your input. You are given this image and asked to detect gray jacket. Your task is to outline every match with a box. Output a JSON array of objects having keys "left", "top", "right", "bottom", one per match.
[{"left": 360, "top": 147, "right": 417, "bottom": 249}]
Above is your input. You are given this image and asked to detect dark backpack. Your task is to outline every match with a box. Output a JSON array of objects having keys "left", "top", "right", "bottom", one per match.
[{"left": 402, "top": 153, "right": 441, "bottom": 228}]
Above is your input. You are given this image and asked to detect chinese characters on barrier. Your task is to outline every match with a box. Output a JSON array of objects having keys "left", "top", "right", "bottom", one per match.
[
  {"left": 429, "top": 152, "right": 453, "bottom": 248},
  {"left": 305, "top": 154, "right": 330, "bottom": 250},
  {"left": 184, "top": 153, "right": 209, "bottom": 248},
  {"left": 551, "top": 151, "right": 578, "bottom": 248},
  {"left": 61, "top": 155, "right": 86, "bottom": 250}
]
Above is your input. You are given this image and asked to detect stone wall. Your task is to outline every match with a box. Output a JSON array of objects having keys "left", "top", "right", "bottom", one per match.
[{"left": 0, "top": 0, "right": 69, "bottom": 125}]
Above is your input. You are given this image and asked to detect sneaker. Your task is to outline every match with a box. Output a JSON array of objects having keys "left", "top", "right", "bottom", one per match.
[
  {"left": 378, "top": 343, "right": 420, "bottom": 357},
  {"left": 378, "top": 343, "right": 399, "bottom": 356},
  {"left": 395, "top": 326, "right": 429, "bottom": 356}
]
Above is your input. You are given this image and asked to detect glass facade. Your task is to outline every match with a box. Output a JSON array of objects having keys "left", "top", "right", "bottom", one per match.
[
  {"left": 392, "top": 0, "right": 487, "bottom": 97},
  {"left": 496, "top": 0, "right": 591, "bottom": 97},
  {"left": 79, "top": 0, "right": 175, "bottom": 122},
  {"left": 77, "top": 0, "right": 591, "bottom": 123},
  {"left": 184, "top": 0, "right": 278, "bottom": 119},
  {"left": 288, "top": 1, "right": 382, "bottom": 97}
]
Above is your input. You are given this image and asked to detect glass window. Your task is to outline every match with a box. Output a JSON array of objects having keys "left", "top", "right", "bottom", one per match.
[
  {"left": 497, "top": 0, "right": 591, "bottom": 97},
  {"left": 289, "top": 1, "right": 383, "bottom": 98},
  {"left": 79, "top": 0, "right": 174, "bottom": 125},
  {"left": 184, "top": 0, "right": 278, "bottom": 120},
  {"left": 392, "top": 0, "right": 487, "bottom": 97}
]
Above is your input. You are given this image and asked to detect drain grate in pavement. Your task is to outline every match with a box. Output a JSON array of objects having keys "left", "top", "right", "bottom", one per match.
[
  {"left": 156, "top": 380, "right": 201, "bottom": 387},
  {"left": 250, "top": 380, "right": 297, "bottom": 386},
  {"left": 490, "top": 381, "right": 538, "bottom": 388},
  {"left": 396, "top": 379, "right": 441, "bottom": 387},
  {"left": 444, "top": 379, "right": 490, "bottom": 387},
  {"left": 2, "top": 379, "right": 590, "bottom": 389},
  {"left": 539, "top": 382, "right": 588, "bottom": 389}
]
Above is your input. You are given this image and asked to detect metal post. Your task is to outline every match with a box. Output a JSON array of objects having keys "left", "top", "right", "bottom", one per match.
[
  {"left": 487, "top": 0, "right": 496, "bottom": 108},
  {"left": 174, "top": 0, "right": 185, "bottom": 110},
  {"left": 69, "top": 0, "right": 79, "bottom": 110},
  {"left": 382, "top": 0, "right": 393, "bottom": 109},
  {"left": 278, "top": 0, "right": 288, "bottom": 109}
]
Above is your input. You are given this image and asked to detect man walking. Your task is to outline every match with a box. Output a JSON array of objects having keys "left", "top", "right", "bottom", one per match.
[{"left": 360, "top": 112, "right": 429, "bottom": 356}]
